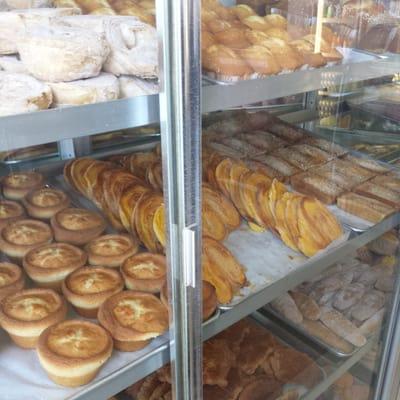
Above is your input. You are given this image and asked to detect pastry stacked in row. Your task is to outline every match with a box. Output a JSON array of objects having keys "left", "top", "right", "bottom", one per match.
[
  {"left": 270, "top": 235, "right": 398, "bottom": 353},
  {"left": 201, "top": 0, "right": 343, "bottom": 80},
  {"left": 126, "top": 318, "right": 323, "bottom": 400},
  {"left": 0, "top": 9, "right": 158, "bottom": 116}
]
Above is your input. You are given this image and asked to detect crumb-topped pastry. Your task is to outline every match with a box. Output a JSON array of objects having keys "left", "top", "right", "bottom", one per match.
[
  {"left": 0, "top": 219, "right": 53, "bottom": 259},
  {"left": 2, "top": 171, "right": 44, "bottom": 200},
  {"left": 121, "top": 253, "right": 167, "bottom": 293},
  {"left": 0, "top": 200, "right": 25, "bottom": 229},
  {"left": 23, "top": 188, "right": 70, "bottom": 219},
  {"left": 0, "top": 262, "right": 24, "bottom": 301},
  {"left": 51, "top": 208, "right": 106, "bottom": 245},
  {"left": 62, "top": 266, "right": 124, "bottom": 318},
  {"left": 0, "top": 288, "right": 67, "bottom": 348},
  {"left": 23, "top": 243, "right": 87, "bottom": 291},
  {"left": 37, "top": 320, "right": 113, "bottom": 387},
  {"left": 85, "top": 234, "right": 139, "bottom": 268},
  {"left": 98, "top": 291, "right": 169, "bottom": 351}
]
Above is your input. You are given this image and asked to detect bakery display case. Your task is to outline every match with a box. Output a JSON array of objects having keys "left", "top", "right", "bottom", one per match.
[{"left": 1, "top": 0, "right": 400, "bottom": 399}]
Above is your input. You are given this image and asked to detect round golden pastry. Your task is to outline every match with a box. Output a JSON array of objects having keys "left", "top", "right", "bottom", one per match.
[
  {"left": 23, "top": 188, "right": 70, "bottom": 219},
  {"left": 214, "top": 4, "right": 236, "bottom": 21},
  {"left": 85, "top": 234, "right": 139, "bottom": 268},
  {"left": 0, "top": 288, "right": 67, "bottom": 348},
  {"left": 62, "top": 266, "right": 124, "bottom": 318},
  {"left": 245, "top": 29, "right": 269, "bottom": 45},
  {"left": 161, "top": 281, "right": 217, "bottom": 321},
  {"left": 23, "top": 243, "right": 87, "bottom": 291},
  {"left": 0, "top": 200, "right": 25, "bottom": 229},
  {"left": 51, "top": 208, "right": 106, "bottom": 246},
  {"left": 2, "top": 171, "right": 44, "bottom": 200},
  {"left": 239, "top": 45, "right": 281, "bottom": 75},
  {"left": 0, "top": 262, "right": 25, "bottom": 301},
  {"left": 264, "top": 14, "right": 288, "bottom": 29},
  {"left": 201, "top": 8, "right": 218, "bottom": 23},
  {"left": 214, "top": 27, "right": 251, "bottom": 49},
  {"left": 207, "top": 19, "right": 233, "bottom": 34},
  {"left": 264, "top": 27, "right": 291, "bottom": 42},
  {"left": 0, "top": 219, "right": 53, "bottom": 260},
  {"left": 121, "top": 253, "right": 167, "bottom": 293},
  {"left": 98, "top": 290, "right": 169, "bottom": 351},
  {"left": 37, "top": 319, "right": 113, "bottom": 387},
  {"left": 202, "top": 30, "right": 217, "bottom": 51},
  {"left": 242, "top": 15, "right": 271, "bottom": 31},
  {"left": 232, "top": 4, "right": 256, "bottom": 20}
]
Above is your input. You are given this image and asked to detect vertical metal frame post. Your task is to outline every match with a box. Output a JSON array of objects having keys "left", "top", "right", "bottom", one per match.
[{"left": 156, "top": 0, "right": 203, "bottom": 398}]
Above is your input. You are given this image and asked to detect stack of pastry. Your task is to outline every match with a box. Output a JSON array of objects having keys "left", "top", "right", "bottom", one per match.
[
  {"left": 201, "top": 0, "right": 343, "bottom": 80},
  {"left": 125, "top": 318, "right": 323, "bottom": 400}
]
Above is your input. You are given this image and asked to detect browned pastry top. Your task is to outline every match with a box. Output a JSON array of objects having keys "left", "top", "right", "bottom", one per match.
[
  {"left": 122, "top": 253, "right": 166, "bottom": 280},
  {"left": 3, "top": 172, "right": 43, "bottom": 189},
  {"left": 0, "top": 262, "right": 22, "bottom": 288},
  {"left": 45, "top": 320, "right": 111, "bottom": 358},
  {"left": 86, "top": 234, "right": 137, "bottom": 257},
  {"left": 25, "top": 243, "right": 86, "bottom": 270},
  {"left": 1, "top": 288, "right": 62, "bottom": 322},
  {"left": 26, "top": 188, "right": 68, "bottom": 208},
  {"left": 2, "top": 219, "right": 52, "bottom": 246},
  {"left": 55, "top": 208, "right": 104, "bottom": 231},
  {"left": 0, "top": 200, "right": 24, "bottom": 220},
  {"left": 66, "top": 267, "right": 122, "bottom": 295}
]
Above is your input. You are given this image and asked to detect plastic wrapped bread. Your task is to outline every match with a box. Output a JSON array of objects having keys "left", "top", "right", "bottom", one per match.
[
  {"left": 17, "top": 25, "right": 109, "bottom": 82},
  {"left": 6, "top": 0, "right": 50, "bottom": 8},
  {"left": 0, "top": 72, "right": 52, "bottom": 116},
  {"left": 48, "top": 73, "right": 120, "bottom": 106},
  {"left": 119, "top": 75, "right": 158, "bottom": 98},
  {"left": 0, "top": 55, "right": 27, "bottom": 73},
  {"left": 0, "top": 12, "right": 23, "bottom": 54}
]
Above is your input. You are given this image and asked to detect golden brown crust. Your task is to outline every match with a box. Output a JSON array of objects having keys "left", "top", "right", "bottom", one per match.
[
  {"left": 0, "top": 262, "right": 25, "bottom": 301},
  {"left": 98, "top": 290, "right": 169, "bottom": 350},
  {"left": 238, "top": 45, "right": 281, "bottom": 75},
  {"left": 23, "top": 188, "right": 70, "bottom": 219},
  {"left": 232, "top": 4, "right": 256, "bottom": 20},
  {"left": 85, "top": 234, "right": 139, "bottom": 268},
  {"left": 214, "top": 28, "right": 250, "bottom": 49},
  {"left": 23, "top": 243, "right": 87, "bottom": 291},
  {"left": 37, "top": 319, "right": 113, "bottom": 387},
  {"left": 0, "top": 288, "right": 67, "bottom": 348},
  {"left": 62, "top": 266, "right": 124, "bottom": 318},
  {"left": 51, "top": 208, "right": 106, "bottom": 245},
  {"left": 2, "top": 171, "right": 44, "bottom": 200},
  {"left": 0, "top": 219, "right": 53, "bottom": 259},
  {"left": 264, "top": 14, "right": 287, "bottom": 29},
  {"left": 0, "top": 200, "right": 25, "bottom": 229},
  {"left": 121, "top": 253, "right": 167, "bottom": 293}
]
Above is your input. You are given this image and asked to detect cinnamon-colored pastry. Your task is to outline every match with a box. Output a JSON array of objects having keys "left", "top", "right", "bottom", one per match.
[
  {"left": 238, "top": 45, "right": 281, "bottom": 75},
  {"left": 121, "top": 253, "right": 167, "bottom": 293},
  {"left": 242, "top": 15, "right": 271, "bottom": 32},
  {"left": 23, "top": 188, "right": 70, "bottom": 219},
  {"left": 264, "top": 14, "right": 287, "bottom": 29},
  {"left": 51, "top": 208, "right": 106, "bottom": 245},
  {"left": 232, "top": 4, "right": 256, "bottom": 20},
  {"left": 203, "top": 45, "right": 253, "bottom": 78},
  {"left": 85, "top": 234, "right": 139, "bottom": 268},
  {"left": 62, "top": 266, "right": 124, "bottom": 318},
  {"left": 214, "top": 28, "right": 251, "bottom": 49},
  {"left": 23, "top": 243, "right": 86, "bottom": 291},
  {"left": 0, "top": 200, "right": 25, "bottom": 229},
  {"left": 98, "top": 290, "right": 169, "bottom": 351},
  {"left": 37, "top": 320, "right": 113, "bottom": 387},
  {"left": 0, "top": 219, "right": 53, "bottom": 260},
  {"left": 0, "top": 288, "right": 67, "bottom": 348},
  {"left": 0, "top": 262, "right": 24, "bottom": 301},
  {"left": 2, "top": 171, "right": 44, "bottom": 200}
]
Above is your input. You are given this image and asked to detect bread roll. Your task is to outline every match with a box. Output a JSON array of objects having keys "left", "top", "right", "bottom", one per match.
[
  {"left": 0, "top": 72, "right": 52, "bottom": 116},
  {"left": 270, "top": 293, "right": 303, "bottom": 324},
  {"left": 289, "top": 291, "right": 320, "bottom": 320},
  {"left": 18, "top": 25, "right": 109, "bottom": 82},
  {"left": 214, "top": 27, "right": 250, "bottom": 49},
  {"left": 265, "top": 27, "right": 290, "bottom": 41},
  {"left": 264, "top": 14, "right": 287, "bottom": 29},
  {"left": 232, "top": 4, "right": 256, "bottom": 20},
  {"left": 118, "top": 75, "right": 158, "bottom": 98},
  {"left": 238, "top": 45, "right": 281, "bottom": 75},
  {"left": 0, "top": 55, "right": 27, "bottom": 73},
  {"left": 242, "top": 15, "right": 271, "bottom": 32}
]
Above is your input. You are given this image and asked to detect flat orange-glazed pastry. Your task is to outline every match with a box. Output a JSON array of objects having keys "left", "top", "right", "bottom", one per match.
[
  {"left": 0, "top": 262, "right": 24, "bottom": 301},
  {"left": 0, "top": 219, "right": 53, "bottom": 260},
  {"left": 62, "top": 266, "right": 124, "bottom": 318},
  {"left": 124, "top": 152, "right": 160, "bottom": 180},
  {"left": 2, "top": 171, "right": 44, "bottom": 200},
  {"left": 0, "top": 288, "right": 67, "bottom": 348},
  {"left": 214, "top": 28, "right": 251, "bottom": 49},
  {"left": 202, "top": 203, "right": 227, "bottom": 241},
  {"left": 0, "top": 200, "right": 25, "bottom": 229},
  {"left": 121, "top": 253, "right": 167, "bottom": 293},
  {"left": 37, "top": 320, "right": 113, "bottom": 387},
  {"left": 65, "top": 158, "right": 95, "bottom": 196},
  {"left": 238, "top": 45, "right": 281, "bottom": 75},
  {"left": 23, "top": 188, "right": 70, "bottom": 219},
  {"left": 23, "top": 243, "right": 86, "bottom": 291},
  {"left": 98, "top": 290, "right": 169, "bottom": 351},
  {"left": 146, "top": 161, "right": 163, "bottom": 192},
  {"left": 51, "top": 208, "right": 106, "bottom": 245},
  {"left": 153, "top": 204, "right": 166, "bottom": 247},
  {"left": 85, "top": 234, "right": 139, "bottom": 268}
]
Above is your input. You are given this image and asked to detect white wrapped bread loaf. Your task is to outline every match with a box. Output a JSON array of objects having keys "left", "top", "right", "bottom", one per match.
[
  {"left": 48, "top": 72, "right": 119, "bottom": 106},
  {"left": 0, "top": 55, "right": 28, "bottom": 73},
  {"left": 0, "top": 72, "right": 52, "bottom": 116},
  {"left": 60, "top": 15, "right": 158, "bottom": 78},
  {"left": 0, "top": 13, "right": 23, "bottom": 54},
  {"left": 118, "top": 75, "right": 158, "bottom": 97},
  {"left": 6, "top": 0, "right": 50, "bottom": 8},
  {"left": 17, "top": 25, "right": 109, "bottom": 82}
]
